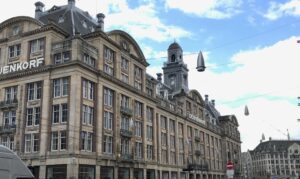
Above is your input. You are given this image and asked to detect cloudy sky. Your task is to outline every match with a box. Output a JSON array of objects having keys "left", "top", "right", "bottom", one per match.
[{"left": 1, "top": 0, "right": 300, "bottom": 152}]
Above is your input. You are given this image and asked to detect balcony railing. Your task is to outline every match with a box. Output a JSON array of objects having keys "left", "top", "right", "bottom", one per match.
[
  {"left": 184, "top": 163, "right": 209, "bottom": 171},
  {"left": 120, "top": 106, "right": 133, "bottom": 116},
  {"left": 0, "top": 99, "right": 18, "bottom": 109},
  {"left": 120, "top": 129, "right": 133, "bottom": 138},
  {"left": 195, "top": 150, "right": 201, "bottom": 156},
  {"left": 121, "top": 153, "right": 133, "bottom": 161},
  {"left": 194, "top": 136, "right": 201, "bottom": 141},
  {"left": 0, "top": 124, "right": 16, "bottom": 134}
]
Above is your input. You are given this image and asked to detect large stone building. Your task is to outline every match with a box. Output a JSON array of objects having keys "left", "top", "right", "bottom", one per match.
[
  {"left": 0, "top": 1, "right": 241, "bottom": 178},
  {"left": 245, "top": 139, "right": 300, "bottom": 179}
]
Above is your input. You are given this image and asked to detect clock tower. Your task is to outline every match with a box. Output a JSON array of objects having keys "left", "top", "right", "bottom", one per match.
[{"left": 162, "top": 42, "right": 189, "bottom": 94}]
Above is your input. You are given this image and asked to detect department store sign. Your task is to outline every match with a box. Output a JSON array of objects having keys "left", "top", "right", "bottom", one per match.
[
  {"left": 0, "top": 58, "right": 44, "bottom": 75},
  {"left": 188, "top": 113, "right": 206, "bottom": 125}
]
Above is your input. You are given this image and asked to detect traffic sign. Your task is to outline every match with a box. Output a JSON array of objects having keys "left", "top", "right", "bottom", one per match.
[{"left": 226, "top": 161, "right": 234, "bottom": 170}]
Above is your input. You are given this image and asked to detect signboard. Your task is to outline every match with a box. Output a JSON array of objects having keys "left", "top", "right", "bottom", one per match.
[
  {"left": 0, "top": 58, "right": 44, "bottom": 75},
  {"left": 188, "top": 113, "right": 206, "bottom": 125},
  {"left": 226, "top": 161, "right": 234, "bottom": 179},
  {"left": 226, "top": 161, "right": 234, "bottom": 170}
]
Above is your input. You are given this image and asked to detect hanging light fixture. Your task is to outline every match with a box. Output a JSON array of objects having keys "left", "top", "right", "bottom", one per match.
[{"left": 244, "top": 105, "right": 249, "bottom": 116}]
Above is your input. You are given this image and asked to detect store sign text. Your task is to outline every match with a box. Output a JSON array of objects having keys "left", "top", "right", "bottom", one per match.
[
  {"left": 188, "top": 113, "right": 206, "bottom": 125},
  {"left": 0, "top": 58, "right": 44, "bottom": 75}
]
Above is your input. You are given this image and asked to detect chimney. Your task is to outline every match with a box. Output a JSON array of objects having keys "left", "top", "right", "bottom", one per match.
[
  {"left": 211, "top": 99, "right": 215, "bottom": 106},
  {"left": 34, "top": 1, "right": 45, "bottom": 19},
  {"left": 269, "top": 137, "right": 272, "bottom": 141},
  {"left": 205, "top": 94, "right": 209, "bottom": 102},
  {"left": 156, "top": 73, "right": 162, "bottom": 82},
  {"left": 96, "top": 13, "right": 105, "bottom": 31},
  {"left": 68, "top": 0, "right": 75, "bottom": 6}
]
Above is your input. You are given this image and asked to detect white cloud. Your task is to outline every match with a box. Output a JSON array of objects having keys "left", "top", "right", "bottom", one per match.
[
  {"left": 164, "top": 0, "right": 242, "bottom": 19},
  {"left": 99, "top": 0, "right": 192, "bottom": 42},
  {"left": 264, "top": 0, "right": 300, "bottom": 20},
  {"left": 182, "top": 36, "right": 300, "bottom": 151}
]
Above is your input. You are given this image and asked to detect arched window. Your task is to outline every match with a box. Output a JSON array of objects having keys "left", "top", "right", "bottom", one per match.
[{"left": 171, "top": 54, "right": 176, "bottom": 62}]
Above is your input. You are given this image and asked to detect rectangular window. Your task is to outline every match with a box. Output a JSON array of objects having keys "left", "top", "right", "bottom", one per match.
[
  {"left": 135, "top": 121, "right": 142, "bottom": 137},
  {"left": 135, "top": 142, "right": 143, "bottom": 159},
  {"left": 104, "top": 88, "right": 114, "bottom": 107},
  {"left": 160, "top": 116, "right": 167, "bottom": 130},
  {"left": 82, "top": 79, "right": 94, "bottom": 100},
  {"left": 24, "top": 133, "right": 39, "bottom": 153},
  {"left": 30, "top": 38, "right": 44, "bottom": 54},
  {"left": 79, "top": 165, "right": 95, "bottom": 179},
  {"left": 134, "top": 101, "right": 143, "bottom": 118},
  {"left": 169, "top": 119, "right": 175, "bottom": 133},
  {"left": 161, "top": 132, "right": 167, "bottom": 146},
  {"left": 121, "top": 57, "right": 128, "bottom": 71},
  {"left": 146, "top": 107, "right": 153, "bottom": 123},
  {"left": 27, "top": 81, "right": 42, "bottom": 101},
  {"left": 179, "top": 138, "right": 184, "bottom": 151},
  {"left": 83, "top": 53, "right": 95, "bottom": 67},
  {"left": 3, "top": 111, "right": 16, "bottom": 126},
  {"left": 121, "top": 95, "right": 130, "bottom": 108},
  {"left": 104, "top": 46, "right": 115, "bottom": 75},
  {"left": 103, "top": 135, "right": 113, "bottom": 154},
  {"left": 5, "top": 86, "right": 17, "bottom": 102},
  {"left": 178, "top": 123, "right": 183, "bottom": 136},
  {"left": 134, "top": 66, "right": 142, "bottom": 90},
  {"left": 179, "top": 153, "right": 184, "bottom": 165},
  {"left": 121, "top": 116, "right": 130, "bottom": 130},
  {"left": 162, "top": 149, "right": 168, "bottom": 163},
  {"left": 121, "top": 138, "right": 130, "bottom": 155},
  {"left": 8, "top": 44, "right": 21, "bottom": 58},
  {"left": 51, "top": 131, "right": 67, "bottom": 151},
  {"left": 170, "top": 151, "right": 176, "bottom": 164},
  {"left": 121, "top": 73, "right": 129, "bottom": 84},
  {"left": 1, "top": 136, "right": 14, "bottom": 150},
  {"left": 81, "top": 131, "right": 93, "bottom": 151},
  {"left": 82, "top": 105, "right": 94, "bottom": 125},
  {"left": 53, "top": 77, "right": 69, "bottom": 97},
  {"left": 147, "top": 145, "right": 153, "bottom": 160},
  {"left": 26, "top": 107, "right": 40, "bottom": 126},
  {"left": 52, "top": 104, "right": 68, "bottom": 124},
  {"left": 104, "top": 111, "right": 113, "bottom": 130},
  {"left": 54, "top": 51, "right": 70, "bottom": 64},
  {"left": 146, "top": 125, "right": 153, "bottom": 141},
  {"left": 170, "top": 135, "right": 175, "bottom": 149}
]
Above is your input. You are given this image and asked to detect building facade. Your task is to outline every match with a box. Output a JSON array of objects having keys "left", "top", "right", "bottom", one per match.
[
  {"left": 0, "top": 1, "right": 241, "bottom": 179},
  {"left": 249, "top": 140, "right": 300, "bottom": 179}
]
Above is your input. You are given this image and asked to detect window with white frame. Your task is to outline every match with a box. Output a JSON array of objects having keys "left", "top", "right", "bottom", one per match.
[
  {"left": 82, "top": 79, "right": 94, "bottom": 100},
  {"left": 24, "top": 133, "right": 39, "bottom": 153},
  {"left": 169, "top": 119, "right": 175, "bottom": 133},
  {"left": 8, "top": 44, "right": 21, "bottom": 59},
  {"left": 134, "top": 101, "right": 143, "bottom": 118},
  {"left": 83, "top": 53, "right": 95, "bottom": 67},
  {"left": 26, "top": 107, "right": 40, "bottom": 126},
  {"left": 3, "top": 111, "right": 16, "bottom": 126},
  {"left": 1, "top": 135, "right": 14, "bottom": 150},
  {"left": 104, "top": 46, "right": 114, "bottom": 75},
  {"left": 146, "top": 107, "right": 153, "bottom": 123},
  {"left": 82, "top": 105, "right": 94, "bottom": 125},
  {"left": 5, "top": 86, "right": 17, "bottom": 102},
  {"left": 134, "top": 66, "right": 142, "bottom": 90},
  {"left": 51, "top": 131, "right": 67, "bottom": 151},
  {"left": 121, "top": 73, "right": 129, "bottom": 84},
  {"left": 27, "top": 81, "right": 42, "bottom": 101},
  {"left": 170, "top": 135, "right": 175, "bottom": 149},
  {"left": 104, "top": 88, "right": 113, "bottom": 107},
  {"left": 162, "top": 149, "right": 168, "bottom": 163},
  {"left": 54, "top": 51, "right": 70, "bottom": 64},
  {"left": 121, "top": 57, "right": 129, "bottom": 71},
  {"left": 81, "top": 131, "right": 92, "bottom": 151},
  {"left": 179, "top": 137, "right": 184, "bottom": 151},
  {"left": 30, "top": 38, "right": 44, "bottom": 54},
  {"left": 103, "top": 135, "right": 113, "bottom": 154},
  {"left": 170, "top": 151, "right": 176, "bottom": 164},
  {"left": 121, "top": 116, "right": 130, "bottom": 130},
  {"left": 104, "top": 111, "right": 113, "bottom": 130},
  {"left": 146, "top": 125, "right": 153, "bottom": 141},
  {"left": 121, "top": 138, "right": 130, "bottom": 155},
  {"left": 135, "top": 142, "right": 143, "bottom": 159},
  {"left": 147, "top": 145, "right": 153, "bottom": 160},
  {"left": 52, "top": 103, "right": 68, "bottom": 124},
  {"left": 179, "top": 153, "right": 184, "bottom": 165},
  {"left": 135, "top": 121, "right": 142, "bottom": 137},
  {"left": 53, "top": 77, "right": 69, "bottom": 97}
]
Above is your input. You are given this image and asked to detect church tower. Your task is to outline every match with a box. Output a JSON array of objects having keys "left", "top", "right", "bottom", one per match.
[{"left": 162, "top": 42, "right": 189, "bottom": 94}]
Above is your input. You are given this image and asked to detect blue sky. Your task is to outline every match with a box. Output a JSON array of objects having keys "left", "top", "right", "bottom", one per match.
[{"left": 1, "top": 0, "right": 300, "bottom": 151}]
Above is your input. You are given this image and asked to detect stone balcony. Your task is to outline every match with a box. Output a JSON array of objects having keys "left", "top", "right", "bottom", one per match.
[
  {"left": 195, "top": 150, "right": 201, "bottom": 156},
  {"left": 120, "top": 129, "right": 133, "bottom": 138},
  {"left": 0, "top": 124, "right": 16, "bottom": 134},
  {"left": 120, "top": 106, "right": 133, "bottom": 116},
  {"left": 0, "top": 99, "right": 18, "bottom": 110}
]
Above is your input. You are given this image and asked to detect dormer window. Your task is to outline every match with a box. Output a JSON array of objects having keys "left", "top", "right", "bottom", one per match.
[
  {"left": 12, "top": 25, "right": 20, "bottom": 36},
  {"left": 82, "top": 20, "right": 87, "bottom": 28},
  {"left": 171, "top": 54, "right": 176, "bottom": 62},
  {"left": 58, "top": 16, "right": 64, "bottom": 23}
]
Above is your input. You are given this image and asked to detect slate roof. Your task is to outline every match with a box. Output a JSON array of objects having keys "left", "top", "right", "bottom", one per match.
[
  {"left": 36, "top": 1, "right": 99, "bottom": 36},
  {"left": 253, "top": 140, "right": 300, "bottom": 154}
]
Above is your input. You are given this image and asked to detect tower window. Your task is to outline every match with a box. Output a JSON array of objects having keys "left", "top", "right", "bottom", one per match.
[{"left": 171, "top": 54, "right": 176, "bottom": 62}]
